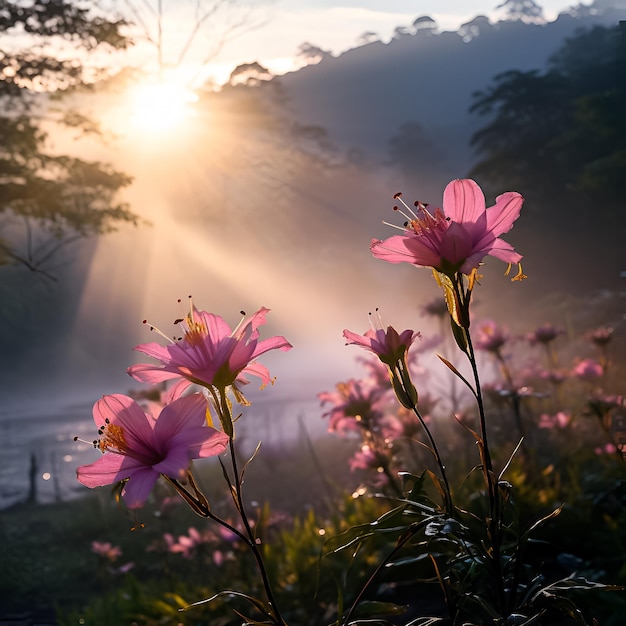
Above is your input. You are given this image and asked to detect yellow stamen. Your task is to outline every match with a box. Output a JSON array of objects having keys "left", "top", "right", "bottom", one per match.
[
  {"left": 510, "top": 263, "right": 527, "bottom": 282},
  {"left": 232, "top": 385, "right": 251, "bottom": 406},
  {"left": 98, "top": 423, "right": 127, "bottom": 454},
  {"left": 468, "top": 267, "right": 482, "bottom": 290}
]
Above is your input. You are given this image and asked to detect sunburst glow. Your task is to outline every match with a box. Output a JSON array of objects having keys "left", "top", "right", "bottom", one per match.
[{"left": 127, "top": 81, "right": 198, "bottom": 132}]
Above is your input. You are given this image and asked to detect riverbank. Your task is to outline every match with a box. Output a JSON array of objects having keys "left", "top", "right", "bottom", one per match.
[{"left": 0, "top": 391, "right": 328, "bottom": 510}]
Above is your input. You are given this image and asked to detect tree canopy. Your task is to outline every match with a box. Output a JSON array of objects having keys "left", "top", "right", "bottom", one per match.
[
  {"left": 0, "top": 0, "right": 139, "bottom": 279},
  {"left": 469, "top": 24, "right": 625, "bottom": 234}
]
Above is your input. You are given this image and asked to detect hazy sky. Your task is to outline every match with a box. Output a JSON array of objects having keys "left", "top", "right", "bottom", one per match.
[{"left": 120, "top": 0, "right": 583, "bottom": 85}]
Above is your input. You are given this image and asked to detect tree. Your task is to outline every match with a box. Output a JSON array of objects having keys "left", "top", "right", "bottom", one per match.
[
  {"left": 469, "top": 24, "right": 625, "bottom": 282},
  {"left": 296, "top": 42, "right": 332, "bottom": 66},
  {"left": 470, "top": 25, "right": 623, "bottom": 220},
  {"left": 356, "top": 31, "right": 379, "bottom": 47},
  {"left": 0, "top": 0, "right": 139, "bottom": 279},
  {"left": 228, "top": 61, "right": 272, "bottom": 86},
  {"left": 495, "top": 0, "right": 546, "bottom": 23},
  {"left": 412, "top": 15, "right": 437, "bottom": 35},
  {"left": 121, "top": 0, "right": 272, "bottom": 86},
  {"left": 458, "top": 16, "right": 492, "bottom": 43},
  {"left": 392, "top": 25, "right": 412, "bottom": 40}
]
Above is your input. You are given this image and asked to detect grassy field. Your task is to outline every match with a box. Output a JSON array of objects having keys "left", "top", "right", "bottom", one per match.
[{"left": 0, "top": 435, "right": 362, "bottom": 621}]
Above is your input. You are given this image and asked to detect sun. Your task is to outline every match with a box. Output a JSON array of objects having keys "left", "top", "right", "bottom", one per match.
[{"left": 127, "top": 81, "right": 198, "bottom": 133}]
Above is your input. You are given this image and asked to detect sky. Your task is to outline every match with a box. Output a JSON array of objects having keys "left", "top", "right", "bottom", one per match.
[
  {"left": 209, "top": 0, "right": 582, "bottom": 78},
  {"left": 116, "top": 0, "right": 585, "bottom": 85}
]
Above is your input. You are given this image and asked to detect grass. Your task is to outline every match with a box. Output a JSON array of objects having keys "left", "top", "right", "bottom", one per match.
[
  {"left": 2, "top": 417, "right": 626, "bottom": 625},
  {"left": 0, "top": 434, "right": 362, "bottom": 620}
]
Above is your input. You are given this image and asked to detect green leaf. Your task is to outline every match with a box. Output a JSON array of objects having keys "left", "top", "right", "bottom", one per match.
[
  {"left": 436, "top": 355, "right": 475, "bottom": 394},
  {"left": 349, "top": 600, "right": 407, "bottom": 619},
  {"left": 450, "top": 316, "right": 469, "bottom": 353},
  {"left": 520, "top": 504, "right": 563, "bottom": 543},
  {"left": 322, "top": 505, "right": 408, "bottom": 555},
  {"left": 182, "top": 589, "right": 276, "bottom": 622}
]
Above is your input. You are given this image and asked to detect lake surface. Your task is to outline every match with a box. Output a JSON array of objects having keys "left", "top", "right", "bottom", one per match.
[{"left": 0, "top": 393, "right": 327, "bottom": 509}]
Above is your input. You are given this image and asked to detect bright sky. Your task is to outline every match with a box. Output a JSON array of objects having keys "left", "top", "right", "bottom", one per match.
[
  {"left": 116, "top": 0, "right": 585, "bottom": 87},
  {"left": 210, "top": 0, "right": 582, "bottom": 80}
]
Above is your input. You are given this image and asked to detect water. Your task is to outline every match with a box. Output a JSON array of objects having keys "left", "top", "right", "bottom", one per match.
[
  {"left": 0, "top": 400, "right": 96, "bottom": 509},
  {"left": 0, "top": 391, "right": 328, "bottom": 510}
]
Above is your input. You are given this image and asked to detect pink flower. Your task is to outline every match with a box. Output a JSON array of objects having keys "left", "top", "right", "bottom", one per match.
[
  {"left": 474, "top": 319, "right": 509, "bottom": 353},
  {"left": 319, "top": 379, "right": 386, "bottom": 433},
  {"left": 127, "top": 305, "right": 292, "bottom": 392},
  {"left": 343, "top": 324, "right": 421, "bottom": 367},
  {"left": 538, "top": 411, "right": 571, "bottom": 429},
  {"left": 357, "top": 355, "right": 393, "bottom": 390},
  {"left": 371, "top": 179, "right": 523, "bottom": 277},
  {"left": 379, "top": 415, "right": 405, "bottom": 441},
  {"left": 587, "top": 326, "right": 614, "bottom": 347},
  {"left": 595, "top": 443, "right": 617, "bottom": 456},
  {"left": 170, "top": 527, "right": 218, "bottom": 559},
  {"left": 349, "top": 446, "right": 381, "bottom": 472},
  {"left": 527, "top": 323, "right": 565, "bottom": 345},
  {"left": 538, "top": 368, "right": 568, "bottom": 385},
  {"left": 344, "top": 314, "right": 421, "bottom": 409},
  {"left": 572, "top": 358, "right": 604, "bottom": 380},
  {"left": 76, "top": 393, "right": 229, "bottom": 508},
  {"left": 91, "top": 541, "right": 121, "bottom": 562}
]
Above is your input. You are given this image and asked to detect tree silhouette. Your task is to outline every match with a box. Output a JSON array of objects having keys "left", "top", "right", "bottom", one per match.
[
  {"left": 0, "top": 0, "right": 139, "bottom": 279},
  {"left": 469, "top": 23, "right": 625, "bottom": 284},
  {"left": 229, "top": 61, "right": 272, "bottom": 86},
  {"left": 496, "top": 0, "right": 545, "bottom": 23},
  {"left": 296, "top": 42, "right": 332, "bottom": 65},
  {"left": 121, "top": 0, "right": 271, "bottom": 86},
  {"left": 470, "top": 24, "right": 623, "bottom": 230}
]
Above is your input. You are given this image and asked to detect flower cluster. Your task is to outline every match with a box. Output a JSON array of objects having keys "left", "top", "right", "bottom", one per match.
[
  {"left": 72, "top": 178, "right": 624, "bottom": 626},
  {"left": 77, "top": 304, "right": 291, "bottom": 509}
]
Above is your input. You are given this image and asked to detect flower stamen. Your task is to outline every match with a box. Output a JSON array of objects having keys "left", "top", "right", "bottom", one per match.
[
  {"left": 506, "top": 263, "right": 528, "bottom": 282},
  {"left": 230, "top": 310, "right": 248, "bottom": 339},
  {"left": 142, "top": 319, "right": 177, "bottom": 344},
  {"left": 96, "top": 421, "right": 128, "bottom": 454},
  {"left": 393, "top": 192, "right": 421, "bottom": 220}
]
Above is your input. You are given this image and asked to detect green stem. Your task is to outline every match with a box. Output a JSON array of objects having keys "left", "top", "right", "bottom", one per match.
[
  {"left": 226, "top": 426, "right": 287, "bottom": 626},
  {"left": 412, "top": 406, "right": 453, "bottom": 514},
  {"left": 465, "top": 330, "right": 507, "bottom": 615},
  {"left": 448, "top": 272, "right": 506, "bottom": 614}
]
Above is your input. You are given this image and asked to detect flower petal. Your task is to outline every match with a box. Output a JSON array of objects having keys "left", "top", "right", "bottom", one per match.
[
  {"left": 162, "top": 379, "right": 193, "bottom": 405},
  {"left": 154, "top": 393, "right": 208, "bottom": 443},
  {"left": 443, "top": 179, "right": 485, "bottom": 223},
  {"left": 192, "top": 429, "right": 229, "bottom": 458},
  {"left": 371, "top": 236, "right": 442, "bottom": 268},
  {"left": 343, "top": 329, "right": 374, "bottom": 350},
  {"left": 121, "top": 468, "right": 159, "bottom": 508},
  {"left": 439, "top": 223, "right": 475, "bottom": 267},
  {"left": 76, "top": 454, "right": 148, "bottom": 488},
  {"left": 152, "top": 447, "right": 190, "bottom": 480},
  {"left": 486, "top": 191, "right": 524, "bottom": 236},
  {"left": 240, "top": 361, "right": 272, "bottom": 385},
  {"left": 94, "top": 395, "right": 156, "bottom": 453},
  {"left": 127, "top": 363, "right": 180, "bottom": 383},
  {"left": 239, "top": 307, "right": 271, "bottom": 337},
  {"left": 482, "top": 237, "right": 523, "bottom": 264},
  {"left": 76, "top": 454, "right": 126, "bottom": 488},
  {"left": 251, "top": 335, "right": 293, "bottom": 358}
]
